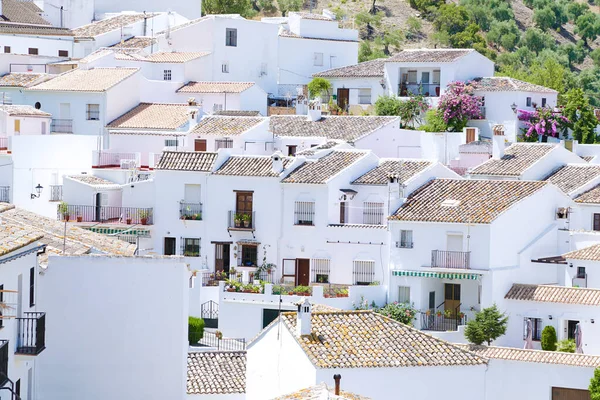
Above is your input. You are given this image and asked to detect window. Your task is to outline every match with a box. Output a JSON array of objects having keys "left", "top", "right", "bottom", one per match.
[
  {"left": 287, "top": 145, "right": 297, "bottom": 156},
  {"left": 34, "top": 102, "right": 41, "bottom": 110},
  {"left": 363, "top": 202, "right": 384, "bottom": 225},
  {"left": 28, "top": 48, "right": 38, "bottom": 55},
  {"left": 29, "top": 267, "right": 35, "bottom": 307},
  {"left": 215, "top": 138, "right": 233, "bottom": 149},
  {"left": 353, "top": 260, "right": 375, "bottom": 285},
  {"left": 183, "top": 238, "right": 200, "bottom": 257},
  {"left": 397, "top": 230, "right": 413, "bottom": 248},
  {"left": 294, "top": 201, "right": 315, "bottom": 226},
  {"left": 398, "top": 286, "right": 411, "bottom": 304},
  {"left": 58, "top": 50, "right": 68, "bottom": 57},
  {"left": 577, "top": 266, "right": 586, "bottom": 279},
  {"left": 313, "top": 52, "right": 324, "bottom": 66},
  {"left": 526, "top": 97, "right": 532, "bottom": 107},
  {"left": 165, "top": 139, "right": 178, "bottom": 147},
  {"left": 407, "top": 70, "right": 417, "bottom": 84},
  {"left": 226, "top": 28, "right": 237, "bottom": 46},
  {"left": 163, "top": 70, "right": 172, "bottom": 81},
  {"left": 241, "top": 245, "right": 257, "bottom": 266},
  {"left": 421, "top": 71, "right": 430, "bottom": 84},
  {"left": 260, "top": 63, "right": 268, "bottom": 76},
  {"left": 358, "top": 88, "right": 372, "bottom": 104},
  {"left": 221, "top": 62, "right": 229, "bottom": 73},
  {"left": 523, "top": 317, "right": 542, "bottom": 341},
  {"left": 542, "top": 98, "right": 547, "bottom": 107},
  {"left": 86, "top": 104, "right": 100, "bottom": 120},
  {"left": 164, "top": 237, "right": 176, "bottom": 256},
  {"left": 311, "top": 259, "right": 330, "bottom": 283},
  {"left": 594, "top": 214, "right": 600, "bottom": 231},
  {"left": 3, "top": 46, "right": 9, "bottom": 53},
  {"left": 213, "top": 103, "right": 224, "bottom": 112},
  {"left": 433, "top": 70, "right": 441, "bottom": 84}
]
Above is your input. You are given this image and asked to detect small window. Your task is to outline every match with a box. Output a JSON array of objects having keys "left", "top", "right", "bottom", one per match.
[
  {"left": 215, "top": 138, "right": 233, "bottom": 149},
  {"left": 398, "top": 286, "right": 411, "bottom": 304},
  {"left": 183, "top": 238, "right": 200, "bottom": 257},
  {"left": 58, "top": 50, "right": 68, "bottom": 57},
  {"left": 3, "top": 46, "right": 10, "bottom": 53},
  {"left": 577, "top": 267, "right": 586, "bottom": 279},
  {"left": 432, "top": 70, "right": 441, "bottom": 84},
  {"left": 398, "top": 230, "right": 413, "bottom": 248},
  {"left": 34, "top": 102, "right": 41, "bottom": 110},
  {"left": 165, "top": 139, "right": 178, "bottom": 147},
  {"left": 86, "top": 104, "right": 100, "bottom": 120},
  {"left": 358, "top": 88, "right": 371, "bottom": 104},
  {"left": 241, "top": 245, "right": 257, "bottom": 266},
  {"left": 542, "top": 98, "right": 547, "bottom": 107},
  {"left": 594, "top": 214, "right": 600, "bottom": 231},
  {"left": 164, "top": 237, "right": 176, "bottom": 256},
  {"left": 353, "top": 260, "right": 375, "bottom": 285},
  {"left": 28, "top": 48, "right": 38, "bottom": 55},
  {"left": 221, "top": 62, "right": 229, "bottom": 73},
  {"left": 363, "top": 202, "right": 384, "bottom": 225},
  {"left": 526, "top": 97, "right": 532, "bottom": 107},
  {"left": 524, "top": 317, "right": 542, "bottom": 341},
  {"left": 213, "top": 103, "right": 224, "bottom": 112},
  {"left": 163, "top": 70, "right": 172, "bottom": 81},
  {"left": 311, "top": 259, "right": 330, "bottom": 283},
  {"left": 226, "top": 28, "right": 237, "bottom": 46},
  {"left": 313, "top": 52, "right": 324, "bottom": 66},
  {"left": 29, "top": 267, "right": 35, "bottom": 307},
  {"left": 287, "top": 145, "right": 297, "bottom": 156},
  {"left": 294, "top": 201, "right": 315, "bottom": 226}
]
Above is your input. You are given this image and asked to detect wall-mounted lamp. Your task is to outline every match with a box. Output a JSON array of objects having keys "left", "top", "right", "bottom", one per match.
[
  {"left": 379, "top": 79, "right": 386, "bottom": 89},
  {"left": 548, "top": 315, "right": 553, "bottom": 320},
  {"left": 30, "top": 184, "right": 43, "bottom": 199},
  {"left": 592, "top": 319, "right": 595, "bottom": 324},
  {"left": 510, "top": 103, "right": 518, "bottom": 114}
]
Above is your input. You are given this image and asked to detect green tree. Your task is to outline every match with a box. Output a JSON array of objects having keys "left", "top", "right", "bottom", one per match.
[
  {"left": 277, "top": 0, "right": 301, "bottom": 16},
  {"left": 487, "top": 20, "right": 520, "bottom": 51},
  {"left": 406, "top": 16, "right": 423, "bottom": 39},
  {"left": 256, "top": 0, "right": 276, "bottom": 14},
  {"left": 450, "top": 23, "right": 486, "bottom": 48},
  {"left": 520, "top": 28, "right": 556, "bottom": 54},
  {"left": 420, "top": 109, "right": 448, "bottom": 132},
  {"left": 375, "top": 302, "right": 418, "bottom": 326},
  {"left": 374, "top": 95, "right": 402, "bottom": 116},
  {"left": 590, "top": 367, "right": 600, "bottom": 400},
  {"left": 375, "top": 29, "right": 404, "bottom": 56},
  {"left": 556, "top": 339, "right": 576, "bottom": 353},
  {"left": 355, "top": 11, "right": 383, "bottom": 40},
  {"left": 591, "top": 48, "right": 600, "bottom": 67},
  {"left": 575, "top": 12, "right": 600, "bottom": 44},
  {"left": 358, "top": 40, "right": 385, "bottom": 62},
  {"left": 541, "top": 325, "right": 557, "bottom": 351},
  {"left": 533, "top": 7, "right": 556, "bottom": 32},
  {"left": 433, "top": 4, "right": 470, "bottom": 35},
  {"left": 307, "top": 77, "right": 332, "bottom": 99},
  {"left": 563, "top": 88, "right": 598, "bottom": 144},
  {"left": 464, "top": 304, "right": 508, "bottom": 346},
  {"left": 202, "top": 0, "right": 254, "bottom": 17},
  {"left": 568, "top": 2, "right": 589, "bottom": 22}
]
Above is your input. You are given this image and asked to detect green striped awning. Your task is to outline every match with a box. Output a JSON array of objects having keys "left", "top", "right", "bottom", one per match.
[{"left": 392, "top": 270, "right": 480, "bottom": 280}]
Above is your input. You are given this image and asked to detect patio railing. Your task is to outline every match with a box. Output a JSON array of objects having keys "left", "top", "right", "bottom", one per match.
[
  {"left": 180, "top": 202, "right": 202, "bottom": 220},
  {"left": 57, "top": 205, "right": 153, "bottom": 225},
  {"left": 420, "top": 311, "right": 467, "bottom": 332},
  {"left": 399, "top": 83, "right": 440, "bottom": 97},
  {"left": 0, "top": 186, "right": 9, "bottom": 203},
  {"left": 431, "top": 250, "right": 471, "bottom": 269},
  {"left": 50, "top": 119, "right": 73, "bottom": 134}
]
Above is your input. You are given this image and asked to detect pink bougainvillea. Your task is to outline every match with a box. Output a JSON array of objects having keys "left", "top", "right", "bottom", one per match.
[
  {"left": 517, "top": 107, "right": 569, "bottom": 140},
  {"left": 438, "top": 81, "right": 483, "bottom": 132}
]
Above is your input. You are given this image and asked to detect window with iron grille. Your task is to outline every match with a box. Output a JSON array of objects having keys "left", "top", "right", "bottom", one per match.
[
  {"left": 358, "top": 89, "right": 371, "bottom": 104},
  {"left": 398, "top": 286, "right": 410, "bottom": 304},
  {"left": 226, "top": 28, "right": 237, "bottom": 46},
  {"left": 215, "top": 138, "right": 233, "bottom": 149},
  {"left": 163, "top": 70, "right": 172, "bottom": 81},
  {"left": 294, "top": 201, "right": 315, "bottom": 226},
  {"left": 526, "top": 97, "right": 532, "bottom": 107},
  {"left": 213, "top": 104, "right": 224, "bottom": 112},
  {"left": 353, "top": 260, "right": 375, "bottom": 285},
  {"left": 49, "top": 185, "right": 62, "bottom": 201},
  {"left": 182, "top": 238, "right": 200, "bottom": 257},
  {"left": 311, "top": 259, "right": 330, "bottom": 283},
  {"left": 165, "top": 139, "right": 178, "bottom": 147},
  {"left": 241, "top": 245, "right": 257, "bottom": 266},
  {"left": 86, "top": 104, "right": 100, "bottom": 120},
  {"left": 577, "top": 266, "right": 586, "bottom": 279},
  {"left": 397, "top": 230, "right": 413, "bottom": 248},
  {"left": 363, "top": 202, "right": 384, "bottom": 225},
  {"left": 523, "top": 317, "right": 542, "bottom": 341}
]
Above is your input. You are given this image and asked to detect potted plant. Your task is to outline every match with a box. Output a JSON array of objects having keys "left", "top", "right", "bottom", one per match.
[
  {"left": 241, "top": 213, "right": 251, "bottom": 228},
  {"left": 436, "top": 310, "right": 442, "bottom": 317},
  {"left": 138, "top": 210, "right": 150, "bottom": 225},
  {"left": 194, "top": 213, "right": 202, "bottom": 220},
  {"left": 58, "top": 201, "right": 70, "bottom": 221},
  {"left": 336, "top": 288, "right": 349, "bottom": 298},
  {"left": 76, "top": 213, "right": 82, "bottom": 223},
  {"left": 234, "top": 213, "right": 242, "bottom": 228},
  {"left": 126, "top": 215, "right": 132, "bottom": 224}
]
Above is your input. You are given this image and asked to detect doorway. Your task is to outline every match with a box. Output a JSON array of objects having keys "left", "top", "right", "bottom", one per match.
[
  {"left": 568, "top": 320, "right": 580, "bottom": 340},
  {"left": 164, "top": 237, "right": 176, "bottom": 256},
  {"left": 444, "top": 283, "right": 461, "bottom": 316},
  {"left": 339, "top": 202, "right": 347, "bottom": 224},
  {"left": 194, "top": 139, "right": 207, "bottom": 152},
  {"left": 552, "top": 387, "right": 590, "bottom": 400},
  {"left": 295, "top": 258, "right": 310, "bottom": 286},
  {"left": 214, "top": 243, "right": 231, "bottom": 274},
  {"left": 428, "top": 291, "right": 436, "bottom": 311},
  {"left": 337, "top": 88, "right": 349, "bottom": 111}
]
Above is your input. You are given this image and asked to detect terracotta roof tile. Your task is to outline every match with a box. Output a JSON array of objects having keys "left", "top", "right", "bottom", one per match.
[
  {"left": 107, "top": 103, "right": 191, "bottom": 130},
  {"left": 292, "top": 12, "right": 333, "bottom": 21},
  {"left": 282, "top": 151, "right": 367, "bottom": 184},
  {"left": 281, "top": 310, "right": 486, "bottom": 368},
  {"left": 0, "top": 105, "right": 50, "bottom": 117},
  {"left": 109, "top": 36, "right": 156, "bottom": 49},
  {"left": 390, "top": 179, "right": 547, "bottom": 224},
  {"left": 296, "top": 140, "right": 345, "bottom": 156},
  {"left": 564, "top": 243, "right": 600, "bottom": 261},
  {"left": 187, "top": 351, "right": 246, "bottom": 395},
  {"left": 73, "top": 13, "right": 157, "bottom": 39},
  {"left": 214, "top": 110, "right": 261, "bottom": 116},
  {"left": 270, "top": 116, "right": 397, "bottom": 141},
  {"left": 505, "top": 284, "right": 600, "bottom": 306},
  {"left": 469, "top": 143, "right": 556, "bottom": 177},
  {"left": 314, "top": 58, "right": 385, "bottom": 78},
  {"left": 191, "top": 116, "right": 266, "bottom": 136},
  {"left": 583, "top": 156, "right": 595, "bottom": 162},
  {"left": 543, "top": 164, "right": 600, "bottom": 194},
  {"left": 67, "top": 175, "right": 118, "bottom": 186},
  {"left": 214, "top": 155, "right": 293, "bottom": 177},
  {"left": 459, "top": 140, "right": 492, "bottom": 154},
  {"left": 387, "top": 49, "right": 473, "bottom": 63},
  {"left": 0, "top": 73, "right": 46, "bottom": 87},
  {"left": 28, "top": 68, "right": 139, "bottom": 92},
  {"left": 156, "top": 151, "right": 217, "bottom": 172},
  {"left": 1, "top": 0, "right": 50, "bottom": 25},
  {"left": 460, "top": 345, "right": 600, "bottom": 367},
  {"left": 0, "top": 23, "right": 71, "bottom": 36},
  {"left": 143, "top": 52, "right": 210, "bottom": 63},
  {"left": 177, "top": 81, "right": 255, "bottom": 94},
  {"left": 0, "top": 222, "right": 43, "bottom": 257},
  {"left": 274, "top": 383, "right": 371, "bottom": 400},
  {"left": 279, "top": 29, "right": 359, "bottom": 43},
  {"left": 470, "top": 77, "right": 557, "bottom": 94},
  {"left": 352, "top": 159, "right": 433, "bottom": 185},
  {"left": 574, "top": 184, "right": 600, "bottom": 204}
]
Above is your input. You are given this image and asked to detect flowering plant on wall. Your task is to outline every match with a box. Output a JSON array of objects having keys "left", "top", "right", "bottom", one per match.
[
  {"left": 438, "top": 81, "right": 483, "bottom": 132},
  {"left": 517, "top": 107, "right": 569, "bottom": 142}
]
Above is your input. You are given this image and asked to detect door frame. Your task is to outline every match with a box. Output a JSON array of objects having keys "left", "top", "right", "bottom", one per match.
[
  {"left": 212, "top": 242, "right": 232, "bottom": 274},
  {"left": 295, "top": 258, "right": 310, "bottom": 286},
  {"left": 337, "top": 88, "right": 349, "bottom": 110},
  {"left": 444, "top": 283, "right": 461, "bottom": 316}
]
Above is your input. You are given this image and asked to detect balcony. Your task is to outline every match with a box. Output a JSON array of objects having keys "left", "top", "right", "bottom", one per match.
[
  {"left": 50, "top": 119, "right": 73, "bottom": 134},
  {"left": 0, "top": 186, "right": 8, "bottom": 203},
  {"left": 58, "top": 205, "right": 153, "bottom": 225},
  {"left": 49, "top": 185, "right": 62, "bottom": 202},
  {"left": 16, "top": 312, "right": 46, "bottom": 355},
  {"left": 180, "top": 202, "right": 202, "bottom": 221},
  {"left": 398, "top": 83, "right": 440, "bottom": 98},
  {"left": 0, "top": 136, "right": 7, "bottom": 150},
  {"left": 431, "top": 250, "right": 471, "bottom": 269},
  {"left": 420, "top": 311, "right": 468, "bottom": 332},
  {"left": 94, "top": 151, "right": 140, "bottom": 169},
  {"left": 396, "top": 241, "right": 413, "bottom": 249},
  {"left": 228, "top": 211, "right": 255, "bottom": 231},
  {"left": 573, "top": 273, "right": 587, "bottom": 288}
]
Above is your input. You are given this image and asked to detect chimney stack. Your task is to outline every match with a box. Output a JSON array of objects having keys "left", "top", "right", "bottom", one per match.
[
  {"left": 333, "top": 374, "right": 341, "bottom": 395},
  {"left": 296, "top": 298, "right": 312, "bottom": 337},
  {"left": 307, "top": 99, "right": 322, "bottom": 122},
  {"left": 187, "top": 97, "right": 201, "bottom": 130},
  {"left": 271, "top": 151, "right": 284, "bottom": 174},
  {"left": 492, "top": 124, "right": 505, "bottom": 159}
]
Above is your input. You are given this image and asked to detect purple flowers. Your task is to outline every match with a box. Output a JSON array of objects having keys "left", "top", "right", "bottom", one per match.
[
  {"left": 438, "top": 82, "right": 483, "bottom": 132},
  {"left": 517, "top": 107, "right": 570, "bottom": 138}
]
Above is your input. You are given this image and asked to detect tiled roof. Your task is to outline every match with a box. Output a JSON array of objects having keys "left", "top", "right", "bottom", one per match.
[
  {"left": 157, "top": 15, "right": 211, "bottom": 34},
  {"left": 292, "top": 12, "right": 333, "bottom": 21},
  {"left": 1, "top": 0, "right": 50, "bottom": 25},
  {"left": 470, "top": 77, "right": 557, "bottom": 94},
  {"left": 177, "top": 81, "right": 255, "bottom": 94},
  {"left": 469, "top": 143, "right": 556, "bottom": 177},
  {"left": 187, "top": 351, "right": 246, "bottom": 395},
  {"left": 73, "top": 13, "right": 156, "bottom": 39},
  {"left": 109, "top": 36, "right": 156, "bottom": 49},
  {"left": 191, "top": 116, "right": 265, "bottom": 136},
  {"left": 505, "top": 284, "right": 600, "bottom": 306},
  {"left": 78, "top": 49, "right": 114, "bottom": 64},
  {"left": 543, "top": 164, "right": 600, "bottom": 194},
  {"left": 296, "top": 140, "right": 345, "bottom": 156},
  {"left": 107, "top": 103, "right": 190, "bottom": 130},
  {"left": 279, "top": 29, "right": 359, "bottom": 43},
  {"left": 352, "top": 159, "right": 433, "bottom": 185},
  {"left": 67, "top": 175, "right": 118, "bottom": 186},
  {"left": 574, "top": 184, "right": 600, "bottom": 204},
  {"left": 460, "top": 345, "right": 600, "bottom": 367},
  {"left": 0, "top": 23, "right": 71, "bottom": 36},
  {"left": 282, "top": 151, "right": 367, "bottom": 184},
  {"left": 270, "top": 116, "right": 398, "bottom": 141},
  {"left": 274, "top": 383, "right": 371, "bottom": 400},
  {"left": 214, "top": 110, "right": 261, "bottom": 116},
  {"left": 0, "top": 73, "right": 46, "bottom": 87},
  {"left": 0, "top": 222, "right": 43, "bottom": 257},
  {"left": 564, "top": 243, "right": 600, "bottom": 261},
  {"left": 214, "top": 155, "right": 294, "bottom": 177},
  {"left": 390, "top": 179, "right": 547, "bottom": 224},
  {"left": 28, "top": 68, "right": 139, "bottom": 92},
  {"left": 0, "top": 105, "right": 50, "bottom": 117},
  {"left": 143, "top": 52, "right": 209, "bottom": 63},
  {"left": 387, "top": 49, "right": 473, "bottom": 63},
  {"left": 155, "top": 151, "right": 217, "bottom": 172},
  {"left": 313, "top": 58, "right": 385, "bottom": 78},
  {"left": 459, "top": 140, "right": 492, "bottom": 154},
  {"left": 280, "top": 310, "right": 486, "bottom": 369},
  {"left": 583, "top": 156, "right": 595, "bottom": 162}
]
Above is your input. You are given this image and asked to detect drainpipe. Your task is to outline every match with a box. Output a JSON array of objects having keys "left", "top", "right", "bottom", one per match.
[{"left": 333, "top": 374, "right": 341, "bottom": 395}]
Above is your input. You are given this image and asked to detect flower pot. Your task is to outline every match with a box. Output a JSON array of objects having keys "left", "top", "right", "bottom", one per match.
[
  {"left": 126, "top": 218, "right": 132, "bottom": 224},
  {"left": 243, "top": 220, "right": 250, "bottom": 228},
  {"left": 227, "top": 288, "right": 236, "bottom": 292},
  {"left": 76, "top": 216, "right": 83, "bottom": 223},
  {"left": 64, "top": 215, "right": 70, "bottom": 222},
  {"left": 141, "top": 218, "right": 148, "bottom": 225},
  {"left": 235, "top": 220, "right": 241, "bottom": 228}
]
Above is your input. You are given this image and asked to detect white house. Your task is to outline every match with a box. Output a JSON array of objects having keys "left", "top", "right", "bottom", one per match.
[
  {"left": 0, "top": 73, "right": 51, "bottom": 105},
  {"left": 176, "top": 82, "right": 268, "bottom": 116},
  {"left": 0, "top": 105, "right": 51, "bottom": 144},
  {"left": 188, "top": 115, "right": 271, "bottom": 154}
]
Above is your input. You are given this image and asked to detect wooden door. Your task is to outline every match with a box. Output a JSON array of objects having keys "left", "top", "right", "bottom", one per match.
[
  {"left": 164, "top": 237, "right": 176, "bottom": 256},
  {"left": 465, "top": 128, "right": 476, "bottom": 143},
  {"left": 594, "top": 214, "right": 600, "bottom": 231},
  {"left": 214, "top": 243, "right": 231, "bottom": 274},
  {"left": 444, "top": 283, "right": 461, "bottom": 316},
  {"left": 194, "top": 139, "right": 207, "bottom": 152},
  {"left": 14, "top": 119, "right": 20, "bottom": 134},
  {"left": 339, "top": 202, "right": 347, "bottom": 224},
  {"left": 552, "top": 387, "right": 590, "bottom": 400},
  {"left": 337, "top": 88, "right": 349, "bottom": 110},
  {"left": 295, "top": 258, "right": 310, "bottom": 286},
  {"left": 236, "top": 192, "right": 253, "bottom": 214}
]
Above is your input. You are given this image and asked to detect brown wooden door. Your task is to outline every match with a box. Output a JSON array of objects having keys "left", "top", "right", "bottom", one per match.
[
  {"left": 552, "top": 387, "right": 590, "bottom": 400},
  {"left": 444, "top": 283, "right": 461, "bottom": 316},
  {"left": 195, "top": 139, "right": 207, "bottom": 152},
  {"left": 337, "top": 88, "right": 349, "bottom": 110},
  {"left": 339, "top": 202, "right": 347, "bottom": 224},
  {"left": 296, "top": 259, "right": 310, "bottom": 286},
  {"left": 236, "top": 192, "right": 253, "bottom": 214},
  {"left": 465, "top": 128, "right": 476, "bottom": 143},
  {"left": 215, "top": 243, "right": 230, "bottom": 273}
]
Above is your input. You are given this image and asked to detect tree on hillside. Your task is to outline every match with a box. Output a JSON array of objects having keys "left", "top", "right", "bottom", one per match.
[
  {"left": 433, "top": 4, "right": 470, "bottom": 36},
  {"left": 533, "top": 7, "right": 557, "bottom": 32},
  {"left": 376, "top": 29, "right": 403, "bottom": 56},
  {"left": 575, "top": 12, "right": 600, "bottom": 44},
  {"left": 464, "top": 304, "right": 508, "bottom": 346},
  {"left": 202, "top": 0, "right": 254, "bottom": 17},
  {"left": 277, "top": 0, "right": 301, "bottom": 16},
  {"left": 355, "top": 11, "right": 383, "bottom": 40},
  {"left": 568, "top": 2, "right": 589, "bottom": 22},
  {"left": 487, "top": 20, "right": 520, "bottom": 51},
  {"left": 590, "top": 367, "right": 600, "bottom": 400},
  {"left": 520, "top": 28, "right": 556, "bottom": 54},
  {"left": 563, "top": 88, "right": 598, "bottom": 144}
]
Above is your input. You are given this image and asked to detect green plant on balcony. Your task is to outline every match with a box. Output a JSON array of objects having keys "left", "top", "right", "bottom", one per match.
[
  {"left": 138, "top": 209, "right": 150, "bottom": 225},
  {"left": 58, "top": 201, "right": 69, "bottom": 221},
  {"left": 557, "top": 339, "right": 576, "bottom": 353},
  {"left": 335, "top": 288, "right": 349, "bottom": 298},
  {"left": 234, "top": 213, "right": 243, "bottom": 227},
  {"left": 241, "top": 213, "right": 251, "bottom": 228},
  {"left": 291, "top": 285, "right": 311, "bottom": 296},
  {"left": 225, "top": 279, "right": 242, "bottom": 292},
  {"left": 375, "top": 302, "right": 418, "bottom": 326},
  {"left": 188, "top": 317, "right": 205, "bottom": 345}
]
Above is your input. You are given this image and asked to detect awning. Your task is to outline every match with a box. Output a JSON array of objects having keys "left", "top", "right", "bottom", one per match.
[{"left": 392, "top": 270, "right": 480, "bottom": 280}]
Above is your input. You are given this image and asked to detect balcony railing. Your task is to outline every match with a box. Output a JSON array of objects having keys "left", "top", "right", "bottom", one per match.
[
  {"left": 0, "top": 136, "right": 7, "bottom": 150},
  {"left": 396, "top": 241, "right": 413, "bottom": 249},
  {"left": 431, "top": 250, "right": 471, "bottom": 269},
  {"left": 228, "top": 211, "right": 255, "bottom": 230},
  {"left": 0, "top": 340, "right": 7, "bottom": 385},
  {"left": 420, "top": 311, "right": 467, "bottom": 332},
  {"left": 201, "top": 271, "right": 242, "bottom": 286},
  {"left": 95, "top": 152, "right": 139, "bottom": 168},
  {"left": 49, "top": 185, "right": 62, "bottom": 202},
  {"left": 57, "top": 205, "right": 153, "bottom": 225},
  {"left": 0, "top": 186, "right": 8, "bottom": 203},
  {"left": 180, "top": 202, "right": 202, "bottom": 220},
  {"left": 50, "top": 119, "right": 73, "bottom": 133},
  {"left": 16, "top": 312, "right": 46, "bottom": 355},
  {"left": 573, "top": 273, "right": 588, "bottom": 288},
  {"left": 399, "top": 83, "right": 440, "bottom": 98}
]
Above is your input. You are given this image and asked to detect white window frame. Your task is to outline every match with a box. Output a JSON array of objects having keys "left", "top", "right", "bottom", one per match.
[
  {"left": 398, "top": 286, "right": 411, "bottom": 304},
  {"left": 398, "top": 230, "right": 413, "bottom": 248},
  {"left": 358, "top": 88, "right": 372, "bottom": 105},
  {"left": 313, "top": 52, "right": 324, "bottom": 66},
  {"left": 86, "top": 104, "right": 100, "bottom": 121},
  {"left": 310, "top": 258, "right": 331, "bottom": 283},
  {"left": 222, "top": 62, "right": 229, "bottom": 73}
]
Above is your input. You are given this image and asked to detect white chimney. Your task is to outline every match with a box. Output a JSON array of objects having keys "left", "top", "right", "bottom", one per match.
[
  {"left": 296, "top": 298, "right": 312, "bottom": 337},
  {"left": 271, "top": 151, "right": 284, "bottom": 174},
  {"left": 492, "top": 125, "right": 505, "bottom": 159},
  {"left": 187, "top": 97, "right": 201, "bottom": 130},
  {"left": 307, "top": 100, "right": 322, "bottom": 122}
]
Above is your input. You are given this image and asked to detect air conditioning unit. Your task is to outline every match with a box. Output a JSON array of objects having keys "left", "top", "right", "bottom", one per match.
[{"left": 120, "top": 159, "right": 137, "bottom": 169}]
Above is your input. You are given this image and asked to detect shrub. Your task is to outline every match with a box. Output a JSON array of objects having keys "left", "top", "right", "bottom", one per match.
[
  {"left": 420, "top": 109, "right": 448, "bottom": 132},
  {"left": 397, "top": 95, "right": 430, "bottom": 128},
  {"left": 307, "top": 77, "right": 332, "bottom": 99},
  {"left": 376, "top": 302, "right": 417, "bottom": 326},
  {"left": 188, "top": 317, "right": 205, "bottom": 344},
  {"left": 590, "top": 367, "right": 600, "bottom": 400},
  {"left": 464, "top": 304, "right": 508, "bottom": 346},
  {"left": 438, "top": 81, "right": 483, "bottom": 132},
  {"left": 556, "top": 339, "right": 576, "bottom": 353},
  {"left": 374, "top": 95, "right": 402, "bottom": 116},
  {"left": 541, "top": 325, "right": 557, "bottom": 350}
]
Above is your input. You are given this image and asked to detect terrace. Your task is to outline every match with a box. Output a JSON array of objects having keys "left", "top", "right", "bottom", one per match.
[{"left": 58, "top": 205, "right": 153, "bottom": 225}]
